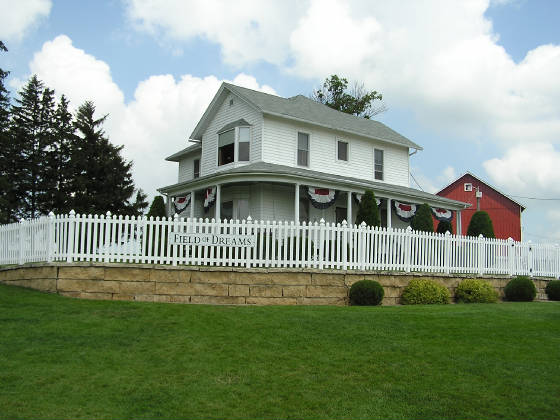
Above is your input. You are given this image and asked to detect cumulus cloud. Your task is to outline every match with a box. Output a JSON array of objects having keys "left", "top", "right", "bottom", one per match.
[
  {"left": 0, "top": 0, "right": 51, "bottom": 41},
  {"left": 25, "top": 35, "right": 276, "bottom": 197}
]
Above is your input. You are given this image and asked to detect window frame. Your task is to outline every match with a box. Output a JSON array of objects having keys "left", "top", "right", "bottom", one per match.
[
  {"left": 296, "top": 131, "right": 310, "bottom": 167},
  {"left": 336, "top": 139, "right": 349, "bottom": 162},
  {"left": 374, "top": 148, "right": 384, "bottom": 181},
  {"left": 217, "top": 125, "right": 251, "bottom": 167},
  {"left": 193, "top": 158, "right": 200, "bottom": 179}
]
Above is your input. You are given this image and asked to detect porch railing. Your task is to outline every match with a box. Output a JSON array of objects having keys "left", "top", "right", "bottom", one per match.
[{"left": 1, "top": 211, "right": 559, "bottom": 278}]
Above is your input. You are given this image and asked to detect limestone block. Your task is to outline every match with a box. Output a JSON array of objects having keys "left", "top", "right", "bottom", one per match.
[
  {"left": 104, "top": 267, "right": 150, "bottom": 281},
  {"left": 229, "top": 284, "right": 249, "bottom": 297},
  {"left": 155, "top": 282, "right": 192, "bottom": 295},
  {"left": 178, "top": 270, "right": 192, "bottom": 282},
  {"left": 250, "top": 285, "right": 283, "bottom": 297},
  {"left": 344, "top": 274, "right": 364, "bottom": 286},
  {"left": 381, "top": 297, "right": 399, "bottom": 306},
  {"left": 77, "top": 292, "right": 112, "bottom": 301},
  {"left": 191, "top": 270, "right": 231, "bottom": 284},
  {"left": 134, "top": 294, "right": 155, "bottom": 302},
  {"left": 231, "top": 271, "right": 271, "bottom": 284},
  {"left": 112, "top": 294, "right": 134, "bottom": 301},
  {"left": 15, "top": 278, "right": 57, "bottom": 292},
  {"left": 119, "top": 281, "right": 155, "bottom": 295},
  {"left": 57, "top": 278, "right": 120, "bottom": 293},
  {"left": 191, "top": 295, "right": 245, "bottom": 305},
  {"left": 154, "top": 295, "right": 172, "bottom": 303},
  {"left": 170, "top": 295, "right": 191, "bottom": 303},
  {"left": 269, "top": 272, "right": 311, "bottom": 285},
  {"left": 297, "top": 297, "right": 347, "bottom": 306},
  {"left": 246, "top": 296, "right": 297, "bottom": 305},
  {"left": 311, "top": 273, "right": 345, "bottom": 286},
  {"left": 191, "top": 283, "right": 228, "bottom": 296},
  {"left": 282, "top": 285, "right": 306, "bottom": 297},
  {"left": 150, "top": 269, "right": 180, "bottom": 283},
  {"left": 59, "top": 291, "right": 81, "bottom": 298},
  {"left": 306, "top": 285, "right": 347, "bottom": 298},
  {"left": 59, "top": 266, "right": 104, "bottom": 280},
  {"left": 383, "top": 286, "right": 401, "bottom": 298}
]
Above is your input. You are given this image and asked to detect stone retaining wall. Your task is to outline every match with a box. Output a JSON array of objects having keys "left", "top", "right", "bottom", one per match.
[{"left": 0, "top": 263, "right": 552, "bottom": 305}]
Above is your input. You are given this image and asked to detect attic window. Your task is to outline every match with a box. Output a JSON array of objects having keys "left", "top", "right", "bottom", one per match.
[
  {"left": 229, "top": 99, "right": 234, "bottom": 106},
  {"left": 464, "top": 183, "right": 473, "bottom": 192}
]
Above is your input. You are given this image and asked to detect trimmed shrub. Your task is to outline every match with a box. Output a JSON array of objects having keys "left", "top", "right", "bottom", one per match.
[
  {"left": 455, "top": 279, "right": 498, "bottom": 303},
  {"left": 410, "top": 203, "right": 434, "bottom": 233},
  {"left": 504, "top": 276, "right": 536, "bottom": 302},
  {"left": 355, "top": 190, "right": 381, "bottom": 227},
  {"left": 466, "top": 211, "right": 495, "bottom": 238},
  {"left": 349, "top": 280, "right": 384, "bottom": 306},
  {"left": 436, "top": 220, "right": 453, "bottom": 234},
  {"left": 401, "top": 278, "right": 450, "bottom": 305},
  {"left": 545, "top": 280, "right": 560, "bottom": 301}
]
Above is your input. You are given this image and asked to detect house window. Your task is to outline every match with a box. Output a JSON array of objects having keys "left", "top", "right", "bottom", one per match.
[
  {"left": 193, "top": 159, "right": 200, "bottom": 178},
  {"left": 218, "top": 129, "right": 235, "bottom": 166},
  {"left": 238, "top": 127, "right": 250, "bottom": 161},
  {"left": 337, "top": 140, "right": 348, "bottom": 161},
  {"left": 297, "top": 132, "right": 309, "bottom": 167},
  {"left": 374, "top": 149, "right": 384, "bottom": 180},
  {"left": 336, "top": 207, "right": 347, "bottom": 224},
  {"left": 221, "top": 201, "right": 233, "bottom": 221}
]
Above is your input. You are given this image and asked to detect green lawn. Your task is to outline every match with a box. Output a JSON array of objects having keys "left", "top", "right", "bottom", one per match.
[{"left": 1, "top": 284, "right": 559, "bottom": 419}]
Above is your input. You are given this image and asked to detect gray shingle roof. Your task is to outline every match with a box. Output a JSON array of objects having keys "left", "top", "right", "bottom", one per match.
[
  {"left": 165, "top": 143, "right": 201, "bottom": 162},
  {"left": 217, "top": 118, "right": 251, "bottom": 134},
  {"left": 222, "top": 83, "right": 422, "bottom": 150},
  {"left": 159, "top": 161, "right": 468, "bottom": 209}
]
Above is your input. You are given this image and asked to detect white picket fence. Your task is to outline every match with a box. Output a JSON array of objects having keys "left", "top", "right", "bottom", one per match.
[{"left": 1, "top": 211, "right": 559, "bottom": 278}]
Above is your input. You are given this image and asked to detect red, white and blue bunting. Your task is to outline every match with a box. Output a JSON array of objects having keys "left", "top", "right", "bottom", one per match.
[
  {"left": 393, "top": 201, "right": 417, "bottom": 222},
  {"left": 354, "top": 193, "right": 381, "bottom": 206},
  {"left": 307, "top": 187, "right": 338, "bottom": 209},
  {"left": 204, "top": 187, "right": 216, "bottom": 213},
  {"left": 173, "top": 194, "right": 191, "bottom": 214},
  {"left": 431, "top": 207, "right": 453, "bottom": 222}
]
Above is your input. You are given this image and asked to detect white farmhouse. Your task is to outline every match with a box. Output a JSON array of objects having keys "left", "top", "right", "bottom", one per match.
[{"left": 159, "top": 83, "right": 469, "bottom": 230}]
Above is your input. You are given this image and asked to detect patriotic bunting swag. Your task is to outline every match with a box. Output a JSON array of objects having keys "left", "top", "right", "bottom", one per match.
[
  {"left": 431, "top": 207, "right": 453, "bottom": 222},
  {"left": 307, "top": 187, "right": 338, "bottom": 209},
  {"left": 204, "top": 187, "right": 216, "bottom": 213},
  {"left": 353, "top": 193, "right": 381, "bottom": 206},
  {"left": 173, "top": 194, "right": 191, "bottom": 214},
  {"left": 393, "top": 201, "right": 417, "bottom": 222}
]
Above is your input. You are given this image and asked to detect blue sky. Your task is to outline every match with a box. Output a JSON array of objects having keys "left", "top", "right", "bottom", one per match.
[{"left": 1, "top": 0, "right": 559, "bottom": 242}]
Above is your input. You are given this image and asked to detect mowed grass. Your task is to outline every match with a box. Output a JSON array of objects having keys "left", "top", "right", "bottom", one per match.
[{"left": 1, "top": 284, "right": 559, "bottom": 419}]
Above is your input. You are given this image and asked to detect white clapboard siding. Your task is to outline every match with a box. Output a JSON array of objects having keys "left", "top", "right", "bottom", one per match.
[{"left": 1, "top": 213, "right": 559, "bottom": 279}]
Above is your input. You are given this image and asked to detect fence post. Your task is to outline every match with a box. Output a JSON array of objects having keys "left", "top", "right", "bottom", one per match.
[
  {"left": 66, "top": 210, "right": 76, "bottom": 263},
  {"left": 47, "top": 212, "right": 55, "bottom": 262},
  {"left": 507, "top": 237, "right": 514, "bottom": 276},
  {"left": 319, "top": 218, "right": 325, "bottom": 270},
  {"left": 18, "top": 218, "right": 25, "bottom": 265},
  {"left": 172, "top": 213, "right": 179, "bottom": 266},
  {"left": 477, "top": 234, "right": 484, "bottom": 276},
  {"left": 104, "top": 211, "right": 111, "bottom": 263},
  {"left": 246, "top": 216, "right": 253, "bottom": 269},
  {"left": 556, "top": 244, "right": 560, "bottom": 279},
  {"left": 342, "top": 220, "right": 348, "bottom": 270},
  {"left": 527, "top": 240, "right": 533, "bottom": 277},
  {"left": 444, "top": 231, "right": 451, "bottom": 274},
  {"left": 359, "top": 221, "right": 366, "bottom": 270},
  {"left": 405, "top": 226, "right": 412, "bottom": 273}
]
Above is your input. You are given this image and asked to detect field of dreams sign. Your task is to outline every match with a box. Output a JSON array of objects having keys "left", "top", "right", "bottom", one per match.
[{"left": 169, "top": 232, "right": 256, "bottom": 248}]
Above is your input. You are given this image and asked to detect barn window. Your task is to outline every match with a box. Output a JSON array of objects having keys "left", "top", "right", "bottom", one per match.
[{"left": 464, "top": 183, "right": 473, "bottom": 192}]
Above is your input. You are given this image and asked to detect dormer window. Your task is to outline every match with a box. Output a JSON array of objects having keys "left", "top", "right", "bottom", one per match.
[{"left": 217, "top": 119, "right": 251, "bottom": 166}]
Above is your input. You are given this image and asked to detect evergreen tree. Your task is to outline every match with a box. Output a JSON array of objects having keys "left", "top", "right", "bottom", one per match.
[
  {"left": 0, "top": 41, "right": 13, "bottom": 222},
  {"left": 69, "top": 101, "right": 138, "bottom": 215},
  {"left": 466, "top": 211, "right": 495, "bottom": 238},
  {"left": 355, "top": 190, "right": 381, "bottom": 227},
  {"left": 410, "top": 203, "right": 434, "bottom": 233},
  {"left": 436, "top": 220, "right": 453, "bottom": 234},
  {"left": 130, "top": 189, "right": 149, "bottom": 215},
  {"left": 147, "top": 195, "right": 166, "bottom": 218}
]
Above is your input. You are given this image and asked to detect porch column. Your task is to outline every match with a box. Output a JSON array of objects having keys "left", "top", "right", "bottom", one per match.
[
  {"left": 347, "top": 191, "right": 352, "bottom": 224},
  {"left": 190, "top": 190, "right": 195, "bottom": 219},
  {"left": 294, "top": 183, "right": 300, "bottom": 222},
  {"left": 457, "top": 210, "right": 462, "bottom": 236},
  {"left": 215, "top": 184, "right": 221, "bottom": 221},
  {"left": 386, "top": 198, "right": 392, "bottom": 229},
  {"left": 165, "top": 194, "right": 172, "bottom": 218}
]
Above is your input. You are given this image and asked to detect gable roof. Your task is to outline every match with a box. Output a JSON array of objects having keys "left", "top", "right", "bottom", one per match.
[
  {"left": 190, "top": 82, "right": 422, "bottom": 150},
  {"left": 437, "top": 172, "right": 526, "bottom": 211},
  {"left": 165, "top": 143, "right": 201, "bottom": 162}
]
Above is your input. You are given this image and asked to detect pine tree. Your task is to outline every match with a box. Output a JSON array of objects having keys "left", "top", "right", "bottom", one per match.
[
  {"left": 466, "top": 211, "right": 495, "bottom": 238},
  {"left": 355, "top": 190, "right": 381, "bottom": 227},
  {"left": 410, "top": 203, "right": 434, "bottom": 232},
  {"left": 147, "top": 196, "right": 166, "bottom": 218},
  {"left": 436, "top": 220, "right": 453, "bottom": 234},
  {"left": 0, "top": 41, "right": 13, "bottom": 222},
  {"left": 69, "top": 101, "right": 138, "bottom": 215}
]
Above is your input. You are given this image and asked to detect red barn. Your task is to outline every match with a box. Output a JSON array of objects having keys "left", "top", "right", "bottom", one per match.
[{"left": 436, "top": 172, "right": 525, "bottom": 241}]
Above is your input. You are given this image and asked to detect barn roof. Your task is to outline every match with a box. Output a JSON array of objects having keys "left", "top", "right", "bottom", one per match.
[{"left": 437, "top": 172, "right": 526, "bottom": 211}]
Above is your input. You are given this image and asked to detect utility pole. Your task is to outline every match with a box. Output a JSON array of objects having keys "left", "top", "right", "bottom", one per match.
[{"left": 476, "top": 186, "right": 482, "bottom": 211}]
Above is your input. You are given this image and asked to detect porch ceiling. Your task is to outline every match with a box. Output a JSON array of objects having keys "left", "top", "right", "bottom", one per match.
[{"left": 158, "top": 162, "right": 470, "bottom": 210}]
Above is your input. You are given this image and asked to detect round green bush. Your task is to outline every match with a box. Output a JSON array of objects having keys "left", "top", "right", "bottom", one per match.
[
  {"left": 504, "top": 276, "right": 536, "bottom": 302},
  {"left": 455, "top": 279, "right": 498, "bottom": 303},
  {"left": 545, "top": 280, "right": 560, "bottom": 301},
  {"left": 401, "top": 278, "right": 450, "bottom": 305},
  {"left": 349, "top": 280, "right": 384, "bottom": 306}
]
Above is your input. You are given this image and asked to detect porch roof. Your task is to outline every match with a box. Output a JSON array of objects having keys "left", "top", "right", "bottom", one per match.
[{"left": 158, "top": 162, "right": 470, "bottom": 210}]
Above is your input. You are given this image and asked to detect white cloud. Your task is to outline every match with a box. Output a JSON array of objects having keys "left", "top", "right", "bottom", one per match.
[
  {"left": 0, "top": 0, "right": 51, "bottom": 41},
  {"left": 25, "top": 35, "right": 276, "bottom": 198}
]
